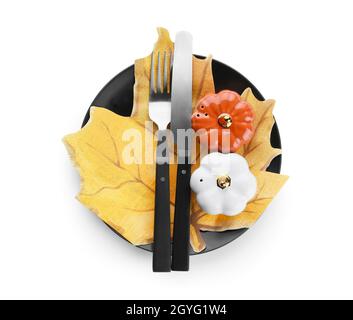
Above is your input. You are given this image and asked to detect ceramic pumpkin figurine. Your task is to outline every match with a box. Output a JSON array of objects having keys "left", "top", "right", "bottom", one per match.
[
  {"left": 190, "top": 152, "right": 257, "bottom": 216},
  {"left": 192, "top": 90, "right": 255, "bottom": 152}
]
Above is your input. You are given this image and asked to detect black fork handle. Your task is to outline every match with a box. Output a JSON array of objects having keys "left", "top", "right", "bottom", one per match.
[{"left": 153, "top": 131, "right": 171, "bottom": 272}]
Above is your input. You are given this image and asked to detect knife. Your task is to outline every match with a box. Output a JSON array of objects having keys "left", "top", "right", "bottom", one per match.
[{"left": 171, "top": 31, "right": 193, "bottom": 271}]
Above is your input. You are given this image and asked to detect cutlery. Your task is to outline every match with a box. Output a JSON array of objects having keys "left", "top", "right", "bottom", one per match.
[
  {"left": 171, "top": 31, "right": 193, "bottom": 271},
  {"left": 149, "top": 50, "right": 173, "bottom": 272}
]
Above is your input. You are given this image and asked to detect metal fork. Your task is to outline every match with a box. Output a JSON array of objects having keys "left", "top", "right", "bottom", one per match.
[{"left": 149, "top": 51, "right": 172, "bottom": 272}]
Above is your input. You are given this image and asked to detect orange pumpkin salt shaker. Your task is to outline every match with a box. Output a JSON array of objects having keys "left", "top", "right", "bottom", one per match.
[{"left": 191, "top": 90, "right": 255, "bottom": 152}]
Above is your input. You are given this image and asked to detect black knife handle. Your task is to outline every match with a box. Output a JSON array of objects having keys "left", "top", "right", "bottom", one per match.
[
  {"left": 171, "top": 157, "right": 191, "bottom": 271},
  {"left": 153, "top": 132, "right": 171, "bottom": 272}
]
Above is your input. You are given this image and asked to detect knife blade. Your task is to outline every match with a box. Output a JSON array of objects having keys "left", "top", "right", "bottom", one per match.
[{"left": 171, "top": 31, "right": 193, "bottom": 271}]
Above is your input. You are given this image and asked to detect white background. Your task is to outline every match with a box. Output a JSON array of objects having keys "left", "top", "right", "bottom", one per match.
[{"left": 1, "top": 0, "right": 352, "bottom": 300}]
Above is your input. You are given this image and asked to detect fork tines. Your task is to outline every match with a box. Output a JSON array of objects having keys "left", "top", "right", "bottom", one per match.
[{"left": 150, "top": 51, "right": 172, "bottom": 99}]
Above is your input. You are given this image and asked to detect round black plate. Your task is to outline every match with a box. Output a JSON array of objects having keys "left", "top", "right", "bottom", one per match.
[{"left": 82, "top": 56, "right": 282, "bottom": 254}]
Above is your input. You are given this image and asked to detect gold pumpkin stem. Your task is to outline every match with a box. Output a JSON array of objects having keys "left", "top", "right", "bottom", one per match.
[
  {"left": 217, "top": 175, "right": 232, "bottom": 189},
  {"left": 218, "top": 113, "right": 232, "bottom": 128}
]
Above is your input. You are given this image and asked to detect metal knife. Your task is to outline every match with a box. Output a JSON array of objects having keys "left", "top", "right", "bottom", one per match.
[{"left": 171, "top": 31, "right": 193, "bottom": 271}]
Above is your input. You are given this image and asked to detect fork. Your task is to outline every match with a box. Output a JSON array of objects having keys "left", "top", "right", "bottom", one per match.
[{"left": 149, "top": 51, "right": 172, "bottom": 272}]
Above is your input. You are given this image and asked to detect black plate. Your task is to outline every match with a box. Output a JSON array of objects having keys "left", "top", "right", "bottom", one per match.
[{"left": 82, "top": 56, "right": 282, "bottom": 254}]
